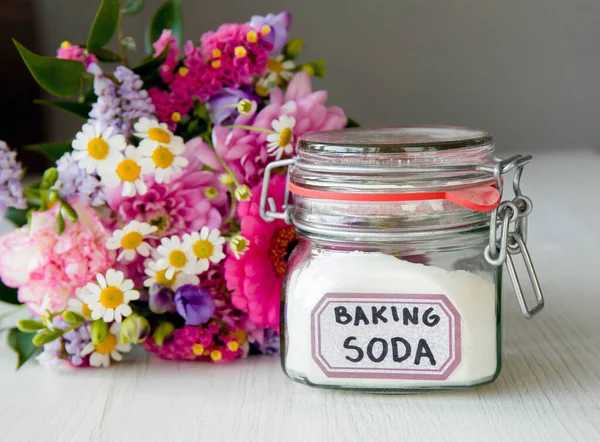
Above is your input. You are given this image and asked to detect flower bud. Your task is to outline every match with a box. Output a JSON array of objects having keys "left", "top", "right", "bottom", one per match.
[
  {"left": 40, "top": 168, "right": 59, "bottom": 190},
  {"left": 62, "top": 311, "right": 84, "bottom": 326},
  {"left": 120, "top": 314, "right": 151, "bottom": 344},
  {"left": 218, "top": 173, "right": 235, "bottom": 187},
  {"left": 285, "top": 38, "right": 304, "bottom": 59},
  {"left": 236, "top": 99, "right": 253, "bottom": 115},
  {"left": 16, "top": 319, "right": 45, "bottom": 333},
  {"left": 234, "top": 185, "right": 251, "bottom": 202},
  {"left": 90, "top": 319, "right": 109, "bottom": 345},
  {"left": 32, "top": 329, "right": 63, "bottom": 347},
  {"left": 230, "top": 235, "right": 250, "bottom": 259},
  {"left": 152, "top": 321, "right": 175, "bottom": 346}
]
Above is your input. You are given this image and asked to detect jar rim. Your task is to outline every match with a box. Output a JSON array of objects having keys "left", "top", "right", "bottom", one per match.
[{"left": 298, "top": 125, "right": 493, "bottom": 154}]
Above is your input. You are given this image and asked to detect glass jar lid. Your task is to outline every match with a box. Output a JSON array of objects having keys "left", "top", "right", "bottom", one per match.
[{"left": 290, "top": 126, "right": 498, "bottom": 210}]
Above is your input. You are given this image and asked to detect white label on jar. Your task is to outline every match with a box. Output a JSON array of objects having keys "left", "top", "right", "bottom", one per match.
[{"left": 311, "top": 293, "right": 462, "bottom": 380}]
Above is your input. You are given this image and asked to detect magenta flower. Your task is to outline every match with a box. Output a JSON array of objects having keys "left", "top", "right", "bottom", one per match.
[
  {"left": 152, "top": 29, "right": 181, "bottom": 84},
  {"left": 56, "top": 41, "right": 97, "bottom": 68},
  {"left": 224, "top": 174, "right": 297, "bottom": 330}
]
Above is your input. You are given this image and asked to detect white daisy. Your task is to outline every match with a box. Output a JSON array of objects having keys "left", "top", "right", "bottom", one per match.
[
  {"left": 266, "top": 115, "right": 296, "bottom": 160},
  {"left": 71, "top": 121, "right": 126, "bottom": 174},
  {"left": 139, "top": 141, "right": 189, "bottom": 184},
  {"left": 100, "top": 145, "right": 148, "bottom": 197},
  {"left": 143, "top": 259, "right": 199, "bottom": 291},
  {"left": 133, "top": 117, "right": 184, "bottom": 149},
  {"left": 78, "top": 269, "right": 140, "bottom": 323},
  {"left": 80, "top": 322, "right": 131, "bottom": 368},
  {"left": 183, "top": 227, "right": 226, "bottom": 273},
  {"left": 106, "top": 221, "right": 158, "bottom": 261},
  {"left": 155, "top": 235, "right": 197, "bottom": 279},
  {"left": 266, "top": 55, "right": 296, "bottom": 84},
  {"left": 67, "top": 293, "right": 93, "bottom": 321}
]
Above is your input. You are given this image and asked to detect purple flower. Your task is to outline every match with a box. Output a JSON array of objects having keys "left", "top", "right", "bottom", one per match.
[
  {"left": 56, "top": 152, "right": 106, "bottom": 207},
  {"left": 249, "top": 12, "right": 291, "bottom": 55},
  {"left": 250, "top": 327, "right": 280, "bottom": 355},
  {"left": 174, "top": 285, "right": 215, "bottom": 326},
  {"left": 63, "top": 324, "right": 91, "bottom": 366},
  {"left": 0, "top": 141, "right": 26, "bottom": 218},
  {"left": 149, "top": 283, "right": 176, "bottom": 314},
  {"left": 207, "top": 88, "right": 260, "bottom": 126},
  {"left": 87, "top": 64, "right": 155, "bottom": 138}
]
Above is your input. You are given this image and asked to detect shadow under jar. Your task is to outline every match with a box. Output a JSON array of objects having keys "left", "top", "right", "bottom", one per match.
[{"left": 259, "top": 126, "right": 544, "bottom": 392}]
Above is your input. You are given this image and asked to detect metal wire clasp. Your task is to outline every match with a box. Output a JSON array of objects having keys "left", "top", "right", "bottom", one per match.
[
  {"left": 259, "top": 158, "right": 296, "bottom": 224},
  {"left": 484, "top": 155, "right": 544, "bottom": 319}
]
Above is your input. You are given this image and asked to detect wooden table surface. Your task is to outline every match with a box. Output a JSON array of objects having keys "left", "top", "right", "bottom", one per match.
[{"left": 0, "top": 150, "right": 598, "bottom": 442}]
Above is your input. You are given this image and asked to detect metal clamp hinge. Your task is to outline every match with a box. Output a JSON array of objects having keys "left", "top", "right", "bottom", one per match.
[
  {"left": 259, "top": 158, "right": 296, "bottom": 224},
  {"left": 484, "top": 155, "right": 545, "bottom": 319}
]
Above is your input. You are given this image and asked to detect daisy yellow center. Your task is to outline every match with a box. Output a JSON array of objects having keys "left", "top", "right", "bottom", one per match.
[
  {"left": 95, "top": 334, "right": 117, "bottom": 355},
  {"left": 99, "top": 286, "right": 124, "bottom": 309},
  {"left": 152, "top": 146, "right": 175, "bottom": 169},
  {"left": 87, "top": 137, "right": 110, "bottom": 160},
  {"left": 148, "top": 127, "right": 171, "bottom": 144},
  {"left": 278, "top": 127, "right": 293, "bottom": 147},
  {"left": 168, "top": 250, "right": 187, "bottom": 268},
  {"left": 116, "top": 159, "right": 141, "bottom": 182},
  {"left": 120, "top": 231, "right": 143, "bottom": 250},
  {"left": 267, "top": 58, "right": 284, "bottom": 73},
  {"left": 193, "top": 239, "right": 214, "bottom": 260},
  {"left": 81, "top": 303, "right": 92, "bottom": 318},
  {"left": 155, "top": 269, "right": 178, "bottom": 287}
]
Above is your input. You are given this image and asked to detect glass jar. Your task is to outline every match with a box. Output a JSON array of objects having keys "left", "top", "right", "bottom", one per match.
[{"left": 259, "top": 126, "right": 544, "bottom": 392}]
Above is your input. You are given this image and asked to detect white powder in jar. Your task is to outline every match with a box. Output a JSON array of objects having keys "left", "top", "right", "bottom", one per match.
[{"left": 283, "top": 252, "right": 498, "bottom": 389}]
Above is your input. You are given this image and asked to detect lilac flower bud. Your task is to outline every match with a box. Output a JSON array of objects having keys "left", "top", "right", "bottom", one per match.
[
  {"left": 149, "top": 283, "right": 176, "bottom": 314},
  {"left": 174, "top": 285, "right": 215, "bottom": 326}
]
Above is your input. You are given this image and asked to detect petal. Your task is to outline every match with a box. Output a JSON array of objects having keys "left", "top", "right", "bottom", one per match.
[
  {"left": 96, "top": 273, "right": 107, "bottom": 288},
  {"left": 124, "top": 290, "right": 139, "bottom": 301},
  {"left": 110, "top": 350, "right": 123, "bottom": 362},
  {"left": 103, "top": 308, "right": 115, "bottom": 322},
  {"left": 117, "top": 304, "right": 132, "bottom": 317}
]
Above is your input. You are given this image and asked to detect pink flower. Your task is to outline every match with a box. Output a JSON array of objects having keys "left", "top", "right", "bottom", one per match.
[
  {"left": 56, "top": 41, "right": 98, "bottom": 68},
  {"left": 224, "top": 175, "right": 297, "bottom": 330},
  {"left": 204, "top": 72, "right": 347, "bottom": 187},
  {"left": 152, "top": 30, "right": 181, "bottom": 84},
  {"left": 0, "top": 202, "right": 115, "bottom": 314},
  {"left": 107, "top": 139, "right": 228, "bottom": 238}
]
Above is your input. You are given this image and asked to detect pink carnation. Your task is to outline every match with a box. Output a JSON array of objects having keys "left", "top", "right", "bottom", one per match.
[
  {"left": 204, "top": 71, "right": 347, "bottom": 187},
  {"left": 56, "top": 42, "right": 98, "bottom": 68},
  {"left": 224, "top": 174, "right": 297, "bottom": 330},
  {"left": 107, "top": 139, "right": 228, "bottom": 238},
  {"left": 0, "top": 202, "right": 115, "bottom": 314}
]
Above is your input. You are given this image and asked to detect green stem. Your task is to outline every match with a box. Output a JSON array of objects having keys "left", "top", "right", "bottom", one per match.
[
  {"left": 117, "top": 13, "right": 129, "bottom": 67},
  {"left": 224, "top": 125, "right": 276, "bottom": 135},
  {"left": 0, "top": 304, "right": 26, "bottom": 322}
]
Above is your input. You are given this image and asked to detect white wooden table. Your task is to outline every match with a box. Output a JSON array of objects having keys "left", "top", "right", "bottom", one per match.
[{"left": 0, "top": 150, "right": 599, "bottom": 442}]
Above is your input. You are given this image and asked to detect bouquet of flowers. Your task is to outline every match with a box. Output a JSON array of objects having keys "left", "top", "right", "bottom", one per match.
[{"left": 0, "top": 0, "right": 349, "bottom": 369}]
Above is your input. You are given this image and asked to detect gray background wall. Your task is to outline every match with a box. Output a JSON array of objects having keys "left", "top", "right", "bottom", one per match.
[{"left": 33, "top": 0, "right": 600, "bottom": 152}]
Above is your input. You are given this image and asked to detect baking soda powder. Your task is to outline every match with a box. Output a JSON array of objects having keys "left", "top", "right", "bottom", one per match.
[{"left": 284, "top": 252, "right": 498, "bottom": 389}]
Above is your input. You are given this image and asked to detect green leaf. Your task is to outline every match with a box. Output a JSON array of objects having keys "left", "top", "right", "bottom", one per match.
[
  {"left": 32, "top": 329, "right": 63, "bottom": 347},
  {"left": 13, "top": 40, "right": 85, "bottom": 97},
  {"left": 87, "top": 0, "right": 121, "bottom": 52},
  {"left": 133, "top": 42, "right": 170, "bottom": 77},
  {"left": 7, "top": 328, "right": 38, "bottom": 368},
  {"left": 91, "top": 48, "right": 123, "bottom": 62},
  {"left": 5, "top": 207, "right": 28, "bottom": 227},
  {"left": 56, "top": 211, "right": 65, "bottom": 235},
  {"left": 346, "top": 117, "right": 361, "bottom": 128},
  {"left": 145, "top": 0, "right": 183, "bottom": 54},
  {"left": 16, "top": 319, "right": 45, "bottom": 333},
  {"left": 23, "top": 142, "right": 72, "bottom": 162},
  {"left": 0, "top": 281, "right": 20, "bottom": 305},
  {"left": 122, "top": 0, "right": 145, "bottom": 15},
  {"left": 34, "top": 99, "right": 91, "bottom": 119}
]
